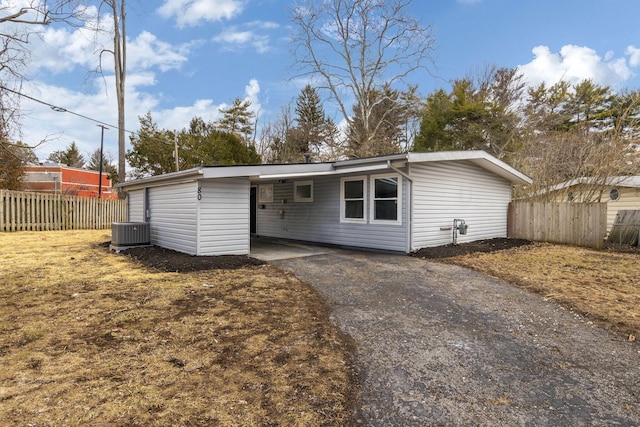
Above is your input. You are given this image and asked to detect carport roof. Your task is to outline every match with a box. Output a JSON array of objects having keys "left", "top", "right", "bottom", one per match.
[{"left": 117, "top": 150, "right": 532, "bottom": 190}]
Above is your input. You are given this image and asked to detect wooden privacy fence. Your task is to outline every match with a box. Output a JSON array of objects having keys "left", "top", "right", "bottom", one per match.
[
  {"left": 1, "top": 190, "right": 126, "bottom": 232},
  {"left": 508, "top": 201, "right": 608, "bottom": 249}
]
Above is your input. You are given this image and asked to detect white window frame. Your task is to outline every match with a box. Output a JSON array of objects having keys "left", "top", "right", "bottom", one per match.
[
  {"left": 294, "top": 180, "right": 314, "bottom": 202},
  {"left": 340, "top": 176, "right": 367, "bottom": 223},
  {"left": 370, "top": 173, "right": 402, "bottom": 224},
  {"left": 609, "top": 187, "right": 620, "bottom": 201},
  {"left": 258, "top": 184, "right": 274, "bottom": 203}
]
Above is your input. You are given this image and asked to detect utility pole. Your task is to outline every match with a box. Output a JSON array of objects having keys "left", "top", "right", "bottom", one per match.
[
  {"left": 98, "top": 125, "right": 108, "bottom": 199},
  {"left": 174, "top": 132, "right": 179, "bottom": 172}
]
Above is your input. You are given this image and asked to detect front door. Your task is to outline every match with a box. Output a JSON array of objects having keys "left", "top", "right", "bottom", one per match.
[{"left": 250, "top": 186, "right": 257, "bottom": 234}]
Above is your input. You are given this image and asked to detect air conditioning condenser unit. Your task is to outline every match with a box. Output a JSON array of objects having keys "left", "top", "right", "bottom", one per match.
[{"left": 111, "top": 222, "right": 150, "bottom": 246}]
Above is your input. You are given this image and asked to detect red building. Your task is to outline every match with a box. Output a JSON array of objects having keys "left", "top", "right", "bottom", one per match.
[{"left": 22, "top": 164, "right": 118, "bottom": 199}]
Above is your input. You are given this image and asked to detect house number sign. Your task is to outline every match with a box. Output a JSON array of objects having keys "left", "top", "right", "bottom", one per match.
[{"left": 197, "top": 186, "right": 202, "bottom": 200}]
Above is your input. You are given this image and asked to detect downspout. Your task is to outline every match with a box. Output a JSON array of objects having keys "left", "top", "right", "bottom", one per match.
[{"left": 387, "top": 160, "right": 413, "bottom": 253}]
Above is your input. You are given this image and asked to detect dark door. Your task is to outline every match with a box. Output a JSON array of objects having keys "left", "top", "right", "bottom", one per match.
[{"left": 250, "top": 186, "right": 257, "bottom": 234}]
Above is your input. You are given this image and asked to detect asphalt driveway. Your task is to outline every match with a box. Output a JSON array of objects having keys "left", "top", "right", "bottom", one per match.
[{"left": 272, "top": 249, "right": 640, "bottom": 426}]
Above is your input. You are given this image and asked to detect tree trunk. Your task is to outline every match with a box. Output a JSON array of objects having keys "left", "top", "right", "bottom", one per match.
[{"left": 111, "top": 1, "right": 126, "bottom": 193}]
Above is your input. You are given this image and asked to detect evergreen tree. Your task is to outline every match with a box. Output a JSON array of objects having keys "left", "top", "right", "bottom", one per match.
[
  {"left": 414, "top": 67, "right": 525, "bottom": 158},
  {"left": 87, "top": 149, "right": 120, "bottom": 184},
  {"left": 127, "top": 113, "right": 177, "bottom": 179},
  {"left": 217, "top": 98, "right": 256, "bottom": 145},
  {"left": 47, "top": 142, "right": 85, "bottom": 168},
  {"left": 287, "top": 85, "right": 340, "bottom": 161},
  {"left": 292, "top": 85, "right": 327, "bottom": 154},
  {"left": 127, "top": 113, "right": 261, "bottom": 179}
]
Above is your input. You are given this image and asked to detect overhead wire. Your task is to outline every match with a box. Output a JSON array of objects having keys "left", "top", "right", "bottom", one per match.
[{"left": 0, "top": 84, "right": 175, "bottom": 146}]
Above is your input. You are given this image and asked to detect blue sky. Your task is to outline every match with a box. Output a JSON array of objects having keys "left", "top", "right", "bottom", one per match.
[{"left": 8, "top": 0, "right": 640, "bottom": 163}]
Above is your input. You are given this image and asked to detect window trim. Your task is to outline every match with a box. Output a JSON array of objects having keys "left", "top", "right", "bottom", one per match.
[
  {"left": 370, "top": 173, "right": 402, "bottom": 224},
  {"left": 609, "top": 187, "right": 620, "bottom": 201},
  {"left": 340, "top": 176, "right": 367, "bottom": 223},
  {"left": 294, "top": 180, "right": 314, "bottom": 203}
]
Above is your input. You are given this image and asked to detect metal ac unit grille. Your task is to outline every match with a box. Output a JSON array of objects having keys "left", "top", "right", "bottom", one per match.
[{"left": 111, "top": 222, "right": 150, "bottom": 246}]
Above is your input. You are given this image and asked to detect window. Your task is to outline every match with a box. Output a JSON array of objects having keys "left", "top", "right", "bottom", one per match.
[
  {"left": 610, "top": 188, "right": 620, "bottom": 201},
  {"left": 341, "top": 177, "right": 366, "bottom": 222},
  {"left": 294, "top": 180, "right": 313, "bottom": 202},
  {"left": 258, "top": 184, "right": 274, "bottom": 203},
  {"left": 371, "top": 174, "right": 401, "bottom": 223}
]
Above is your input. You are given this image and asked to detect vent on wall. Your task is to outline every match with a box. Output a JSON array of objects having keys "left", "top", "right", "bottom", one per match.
[{"left": 111, "top": 222, "right": 150, "bottom": 246}]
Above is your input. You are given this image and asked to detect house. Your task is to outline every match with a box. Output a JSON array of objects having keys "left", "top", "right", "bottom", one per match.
[
  {"left": 116, "top": 151, "right": 532, "bottom": 256},
  {"left": 545, "top": 176, "right": 640, "bottom": 232},
  {"left": 22, "top": 164, "right": 118, "bottom": 199}
]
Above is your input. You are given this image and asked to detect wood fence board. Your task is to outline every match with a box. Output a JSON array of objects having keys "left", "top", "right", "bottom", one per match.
[
  {"left": 1, "top": 190, "right": 126, "bottom": 232},
  {"left": 508, "top": 201, "right": 607, "bottom": 249}
]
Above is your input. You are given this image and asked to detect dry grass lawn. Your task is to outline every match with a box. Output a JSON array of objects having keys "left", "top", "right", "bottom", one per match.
[
  {"left": 443, "top": 243, "right": 640, "bottom": 340},
  {"left": 0, "top": 230, "right": 356, "bottom": 426}
]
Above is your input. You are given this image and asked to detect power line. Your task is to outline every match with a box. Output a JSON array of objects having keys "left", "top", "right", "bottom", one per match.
[{"left": 0, "top": 84, "right": 174, "bottom": 146}]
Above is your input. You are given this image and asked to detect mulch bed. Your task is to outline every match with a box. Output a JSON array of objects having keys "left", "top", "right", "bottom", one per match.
[
  {"left": 113, "top": 245, "right": 265, "bottom": 273},
  {"left": 109, "top": 238, "right": 638, "bottom": 272},
  {"left": 410, "top": 238, "right": 534, "bottom": 259}
]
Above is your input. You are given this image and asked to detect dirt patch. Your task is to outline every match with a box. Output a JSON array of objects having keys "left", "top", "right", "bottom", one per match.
[
  {"left": 119, "top": 244, "right": 265, "bottom": 272},
  {"left": 411, "top": 238, "right": 534, "bottom": 259}
]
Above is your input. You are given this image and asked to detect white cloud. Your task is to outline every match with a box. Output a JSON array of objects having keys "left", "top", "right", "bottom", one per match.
[
  {"left": 128, "top": 31, "right": 192, "bottom": 73},
  {"left": 244, "top": 78, "right": 261, "bottom": 114},
  {"left": 27, "top": 10, "right": 191, "bottom": 77},
  {"left": 627, "top": 45, "right": 640, "bottom": 67},
  {"left": 20, "top": 76, "right": 161, "bottom": 161},
  {"left": 157, "top": 0, "right": 246, "bottom": 28},
  {"left": 20, "top": 78, "right": 263, "bottom": 162},
  {"left": 155, "top": 99, "right": 222, "bottom": 131},
  {"left": 212, "top": 22, "right": 279, "bottom": 54},
  {"left": 518, "top": 45, "right": 636, "bottom": 88}
]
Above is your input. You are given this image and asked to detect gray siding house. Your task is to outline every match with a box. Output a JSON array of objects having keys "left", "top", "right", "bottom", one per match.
[{"left": 118, "top": 151, "right": 531, "bottom": 256}]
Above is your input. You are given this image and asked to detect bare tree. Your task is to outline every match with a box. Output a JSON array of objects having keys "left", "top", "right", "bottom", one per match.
[
  {"left": 1, "top": 1, "right": 85, "bottom": 78},
  {"left": 258, "top": 104, "right": 297, "bottom": 163},
  {"left": 1, "top": 1, "right": 85, "bottom": 150},
  {"left": 291, "top": 0, "right": 435, "bottom": 158},
  {"left": 513, "top": 87, "right": 640, "bottom": 201}
]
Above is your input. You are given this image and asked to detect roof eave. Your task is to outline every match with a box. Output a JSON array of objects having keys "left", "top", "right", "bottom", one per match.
[
  {"left": 407, "top": 151, "right": 532, "bottom": 185},
  {"left": 116, "top": 167, "right": 204, "bottom": 190}
]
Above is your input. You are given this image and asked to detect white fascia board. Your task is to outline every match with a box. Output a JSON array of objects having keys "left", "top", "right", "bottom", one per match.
[
  {"left": 258, "top": 163, "right": 397, "bottom": 180},
  {"left": 117, "top": 167, "right": 204, "bottom": 190},
  {"left": 333, "top": 163, "right": 398, "bottom": 175},
  {"left": 334, "top": 153, "right": 408, "bottom": 167},
  {"left": 202, "top": 163, "right": 335, "bottom": 179},
  {"left": 408, "top": 151, "right": 532, "bottom": 185},
  {"left": 201, "top": 165, "right": 265, "bottom": 178}
]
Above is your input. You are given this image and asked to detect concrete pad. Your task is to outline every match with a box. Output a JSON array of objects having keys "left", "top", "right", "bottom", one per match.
[{"left": 249, "top": 237, "right": 334, "bottom": 261}]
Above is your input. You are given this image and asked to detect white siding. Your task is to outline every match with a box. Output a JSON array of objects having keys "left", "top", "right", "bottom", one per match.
[
  {"left": 148, "top": 182, "right": 198, "bottom": 255},
  {"left": 411, "top": 161, "right": 512, "bottom": 249},
  {"left": 256, "top": 174, "right": 408, "bottom": 252},
  {"left": 198, "top": 178, "right": 250, "bottom": 255},
  {"left": 127, "top": 189, "right": 145, "bottom": 222}
]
